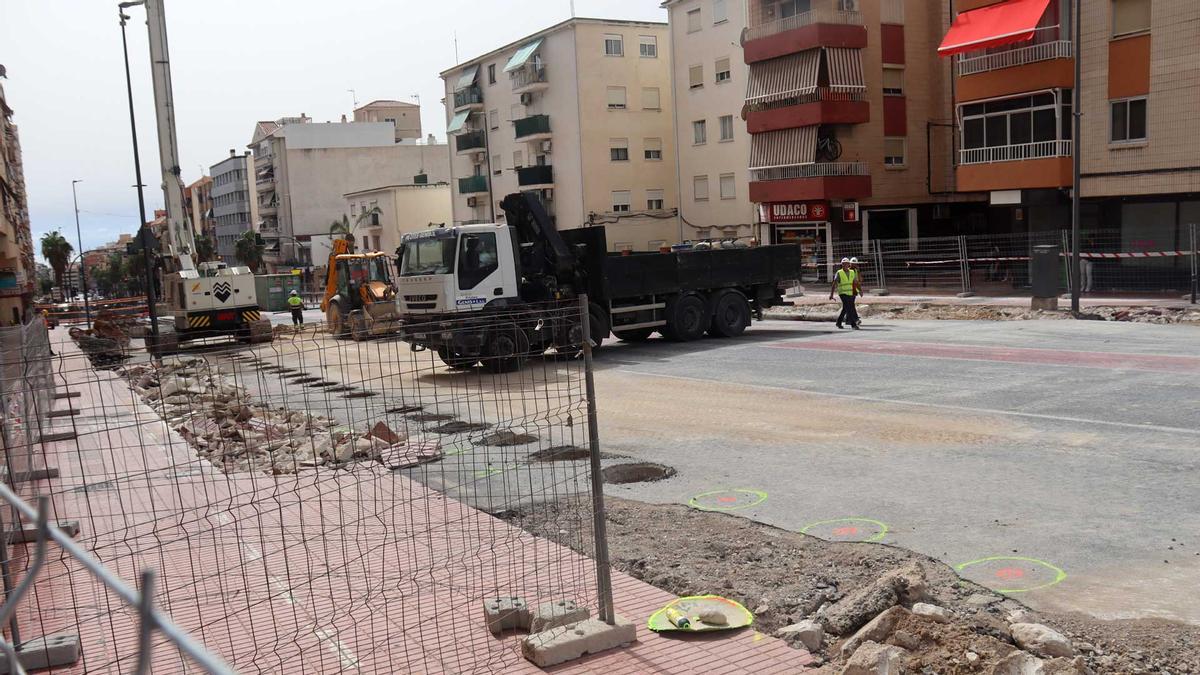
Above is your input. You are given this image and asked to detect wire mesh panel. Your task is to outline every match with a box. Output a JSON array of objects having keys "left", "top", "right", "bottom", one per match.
[{"left": 1, "top": 301, "right": 604, "bottom": 673}]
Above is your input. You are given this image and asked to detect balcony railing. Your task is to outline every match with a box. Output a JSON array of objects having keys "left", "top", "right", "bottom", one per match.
[
  {"left": 959, "top": 140, "right": 1072, "bottom": 165},
  {"left": 747, "top": 86, "right": 868, "bottom": 111},
  {"left": 956, "top": 26, "right": 1071, "bottom": 76},
  {"left": 458, "top": 175, "right": 489, "bottom": 194},
  {"left": 517, "top": 165, "right": 554, "bottom": 187},
  {"left": 510, "top": 64, "right": 548, "bottom": 92},
  {"left": 455, "top": 131, "right": 486, "bottom": 153},
  {"left": 750, "top": 162, "right": 869, "bottom": 182},
  {"left": 744, "top": 8, "right": 863, "bottom": 43},
  {"left": 514, "top": 114, "right": 551, "bottom": 140},
  {"left": 453, "top": 86, "right": 483, "bottom": 109}
]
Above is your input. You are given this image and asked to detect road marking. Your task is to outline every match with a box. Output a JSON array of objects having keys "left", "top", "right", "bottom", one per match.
[{"left": 616, "top": 369, "right": 1200, "bottom": 436}]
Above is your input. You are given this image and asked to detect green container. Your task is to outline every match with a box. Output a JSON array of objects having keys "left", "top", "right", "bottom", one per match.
[{"left": 254, "top": 273, "right": 303, "bottom": 312}]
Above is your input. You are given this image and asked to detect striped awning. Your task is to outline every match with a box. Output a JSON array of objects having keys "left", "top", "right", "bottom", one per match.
[
  {"left": 825, "top": 47, "right": 866, "bottom": 92},
  {"left": 749, "top": 126, "right": 818, "bottom": 169},
  {"left": 446, "top": 110, "right": 471, "bottom": 134},
  {"left": 455, "top": 64, "right": 479, "bottom": 91},
  {"left": 745, "top": 50, "right": 821, "bottom": 105},
  {"left": 504, "top": 39, "right": 543, "bottom": 73}
]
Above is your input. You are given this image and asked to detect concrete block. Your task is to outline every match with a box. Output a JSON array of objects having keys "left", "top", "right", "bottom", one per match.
[
  {"left": 10, "top": 520, "right": 79, "bottom": 543},
  {"left": 521, "top": 616, "right": 636, "bottom": 668},
  {"left": 483, "top": 597, "right": 531, "bottom": 635},
  {"left": 530, "top": 599, "right": 590, "bottom": 633},
  {"left": 1031, "top": 296, "right": 1059, "bottom": 311},
  {"left": 0, "top": 632, "right": 80, "bottom": 673}
]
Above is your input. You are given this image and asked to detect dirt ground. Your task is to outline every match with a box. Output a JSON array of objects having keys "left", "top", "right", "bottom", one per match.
[
  {"left": 766, "top": 303, "right": 1200, "bottom": 324},
  {"left": 508, "top": 497, "right": 1200, "bottom": 673}
]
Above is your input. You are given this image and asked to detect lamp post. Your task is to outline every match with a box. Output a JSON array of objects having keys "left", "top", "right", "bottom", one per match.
[
  {"left": 1070, "top": 0, "right": 1082, "bottom": 314},
  {"left": 71, "top": 179, "right": 92, "bottom": 329}
]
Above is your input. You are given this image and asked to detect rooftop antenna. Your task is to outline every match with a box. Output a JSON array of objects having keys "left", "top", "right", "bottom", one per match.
[
  {"left": 453, "top": 32, "right": 459, "bottom": 63},
  {"left": 570, "top": 0, "right": 576, "bottom": 18},
  {"left": 347, "top": 88, "right": 359, "bottom": 110}
]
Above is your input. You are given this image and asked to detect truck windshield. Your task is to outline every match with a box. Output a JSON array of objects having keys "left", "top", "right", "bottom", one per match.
[{"left": 400, "top": 239, "right": 456, "bottom": 276}]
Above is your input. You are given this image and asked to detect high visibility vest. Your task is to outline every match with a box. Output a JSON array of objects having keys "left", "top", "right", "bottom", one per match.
[
  {"left": 836, "top": 268, "right": 857, "bottom": 296},
  {"left": 287, "top": 295, "right": 303, "bottom": 308}
]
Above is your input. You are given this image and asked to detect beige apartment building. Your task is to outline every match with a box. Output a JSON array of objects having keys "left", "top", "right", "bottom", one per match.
[
  {"left": 440, "top": 18, "right": 679, "bottom": 251},
  {"left": 353, "top": 100, "right": 423, "bottom": 143},
  {"left": 337, "top": 183, "right": 452, "bottom": 258},
  {"left": 664, "top": 0, "right": 757, "bottom": 241},
  {"left": 0, "top": 77, "right": 35, "bottom": 324}
]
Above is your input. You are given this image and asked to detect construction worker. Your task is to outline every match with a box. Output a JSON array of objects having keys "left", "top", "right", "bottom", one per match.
[
  {"left": 830, "top": 257, "right": 862, "bottom": 330},
  {"left": 287, "top": 290, "right": 304, "bottom": 327}
]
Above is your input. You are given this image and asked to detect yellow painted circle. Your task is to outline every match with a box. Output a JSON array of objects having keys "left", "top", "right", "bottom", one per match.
[
  {"left": 954, "top": 556, "right": 1067, "bottom": 594},
  {"left": 800, "top": 517, "right": 889, "bottom": 543},
  {"left": 688, "top": 489, "right": 768, "bottom": 512}
]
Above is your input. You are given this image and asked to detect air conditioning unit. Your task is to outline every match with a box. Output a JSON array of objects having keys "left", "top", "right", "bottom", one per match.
[
  {"left": 541, "top": 140, "right": 552, "bottom": 153},
  {"left": 541, "top": 188, "right": 554, "bottom": 202},
  {"left": 472, "top": 150, "right": 486, "bottom": 163},
  {"left": 520, "top": 92, "right": 534, "bottom": 105},
  {"left": 466, "top": 196, "right": 478, "bottom": 208}
]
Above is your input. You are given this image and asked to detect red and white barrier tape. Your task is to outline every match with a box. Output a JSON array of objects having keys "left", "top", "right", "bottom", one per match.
[{"left": 905, "top": 250, "right": 1194, "bottom": 267}]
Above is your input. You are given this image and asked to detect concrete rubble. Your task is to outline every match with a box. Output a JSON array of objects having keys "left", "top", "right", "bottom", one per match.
[{"left": 119, "top": 356, "right": 442, "bottom": 475}]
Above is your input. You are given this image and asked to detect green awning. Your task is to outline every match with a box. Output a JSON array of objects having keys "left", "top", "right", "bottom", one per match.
[
  {"left": 455, "top": 64, "right": 479, "bottom": 91},
  {"left": 446, "top": 110, "right": 471, "bottom": 134},
  {"left": 504, "top": 38, "right": 543, "bottom": 73}
]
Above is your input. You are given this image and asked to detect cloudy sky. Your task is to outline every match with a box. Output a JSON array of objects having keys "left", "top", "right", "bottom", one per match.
[{"left": 2, "top": 0, "right": 666, "bottom": 260}]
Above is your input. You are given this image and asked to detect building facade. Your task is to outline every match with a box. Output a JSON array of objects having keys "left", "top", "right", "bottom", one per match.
[
  {"left": 664, "top": 0, "right": 758, "bottom": 241},
  {"left": 249, "top": 116, "right": 449, "bottom": 271},
  {"left": 334, "top": 183, "right": 453, "bottom": 259},
  {"left": 440, "top": 18, "right": 679, "bottom": 251},
  {"left": 209, "top": 151, "right": 259, "bottom": 265},
  {"left": 184, "top": 176, "right": 216, "bottom": 258},
  {"left": 353, "top": 100, "right": 423, "bottom": 142},
  {"left": 0, "top": 77, "right": 36, "bottom": 324}
]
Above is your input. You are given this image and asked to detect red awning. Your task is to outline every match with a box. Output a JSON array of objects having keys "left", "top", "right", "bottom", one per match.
[{"left": 938, "top": 0, "right": 1051, "bottom": 57}]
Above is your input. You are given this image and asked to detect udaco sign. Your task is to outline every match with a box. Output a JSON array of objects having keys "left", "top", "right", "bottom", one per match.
[{"left": 760, "top": 201, "right": 829, "bottom": 223}]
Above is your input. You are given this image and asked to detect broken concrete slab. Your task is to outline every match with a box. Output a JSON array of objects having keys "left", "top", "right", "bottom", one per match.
[
  {"left": 842, "top": 640, "right": 906, "bottom": 675},
  {"left": 530, "top": 599, "right": 590, "bottom": 633},
  {"left": 521, "top": 616, "right": 636, "bottom": 668},
  {"left": 912, "top": 602, "right": 951, "bottom": 623},
  {"left": 483, "top": 597, "right": 531, "bottom": 635},
  {"left": 777, "top": 619, "right": 823, "bottom": 652},
  {"left": 841, "top": 606, "right": 909, "bottom": 658},
  {"left": 1010, "top": 623, "right": 1074, "bottom": 659}
]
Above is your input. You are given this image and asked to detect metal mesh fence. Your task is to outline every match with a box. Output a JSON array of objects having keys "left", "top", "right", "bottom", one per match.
[{"left": 0, "top": 300, "right": 610, "bottom": 673}]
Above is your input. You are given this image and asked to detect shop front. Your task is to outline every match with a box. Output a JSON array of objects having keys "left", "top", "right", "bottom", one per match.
[{"left": 760, "top": 201, "right": 832, "bottom": 283}]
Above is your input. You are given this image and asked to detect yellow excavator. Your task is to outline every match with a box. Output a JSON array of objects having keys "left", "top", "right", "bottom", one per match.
[{"left": 320, "top": 237, "right": 399, "bottom": 340}]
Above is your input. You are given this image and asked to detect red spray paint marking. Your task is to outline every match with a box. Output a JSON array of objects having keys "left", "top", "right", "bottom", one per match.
[
  {"left": 995, "top": 567, "right": 1025, "bottom": 580},
  {"left": 832, "top": 526, "right": 860, "bottom": 537},
  {"left": 717, "top": 496, "right": 738, "bottom": 503}
]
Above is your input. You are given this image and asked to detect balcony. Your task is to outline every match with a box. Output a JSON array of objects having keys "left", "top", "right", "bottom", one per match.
[
  {"left": 956, "top": 140, "right": 1072, "bottom": 192},
  {"left": 956, "top": 27, "right": 1072, "bottom": 77},
  {"left": 746, "top": 88, "right": 870, "bottom": 133},
  {"left": 510, "top": 64, "right": 549, "bottom": 94},
  {"left": 453, "top": 86, "right": 484, "bottom": 112},
  {"left": 458, "top": 175, "right": 489, "bottom": 194},
  {"left": 455, "top": 131, "right": 486, "bottom": 155},
  {"left": 959, "top": 140, "right": 1072, "bottom": 166},
  {"left": 514, "top": 114, "right": 551, "bottom": 142},
  {"left": 742, "top": 6, "right": 866, "bottom": 63},
  {"left": 748, "top": 162, "right": 871, "bottom": 203},
  {"left": 517, "top": 165, "right": 553, "bottom": 188}
]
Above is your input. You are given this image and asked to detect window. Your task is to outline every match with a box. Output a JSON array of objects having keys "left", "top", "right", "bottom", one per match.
[
  {"left": 646, "top": 189, "right": 665, "bottom": 210},
  {"left": 648, "top": 239, "right": 667, "bottom": 250},
  {"left": 1112, "top": 0, "right": 1150, "bottom": 36},
  {"left": 719, "top": 173, "right": 736, "bottom": 200},
  {"left": 882, "top": 67, "right": 904, "bottom": 96},
  {"left": 488, "top": 109, "right": 499, "bottom": 129},
  {"left": 693, "top": 175, "right": 709, "bottom": 201},
  {"left": 514, "top": 150, "right": 523, "bottom": 168},
  {"left": 713, "top": 0, "right": 728, "bottom": 23},
  {"left": 610, "top": 138, "right": 630, "bottom": 161},
  {"left": 642, "top": 87, "right": 662, "bottom": 110},
  {"left": 693, "top": 119, "right": 707, "bottom": 144},
  {"left": 838, "top": 0, "right": 858, "bottom": 10},
  {"left": 607, "top": 87, "right": 627, "bottom": 109},
  {"left": 487, "top": 64, "right": 496, "bottom": 85},
  {"left": 614, "top": 242, "right": 634, "bottom": 253},
  {"left": 780, "top": 0, "right": 812, "bottom": 19},
  {"left": 1111, "top": 97, "right": 1147, "bottom": 142},
  {"left": 687, "top": 8, "right": 702, "bottom": 32},
  {"left": 644, "top": 137, "right": 663, "bottom": 160},
  {"left": 492, "top": 154, "right": 502, "bottom": 175},
  {"left": 960, "top": 91, "right": 1069, "bottom": 150},
  {"left": 715, "top": 58, "right": 731, "bottom": 84},
  {"left": 688, "top": 65, "right": 705, "bottom": 91},
  {"left": 611, "top": 190, "right": 632, "bottom": 212},
  {"left": 458, "top": 232, "right": 499, "bottom": 290},
  {"left": 604, "top": 34, "right": 624, "bottom": 56},
  {"left": 372, "top": 235, "right": 381, "bottom": 251},
  {"left": 718, "top": 115, "right": 734, "bottom": 141},
  {"left": 639, "top": 35, "right": 658, "bottom": 58},
  {"left": 884, "top": 137, "right": 906, "bottom": 166},
  {"left": 362, "top": 235, "right": 370, "bottom": 251}
]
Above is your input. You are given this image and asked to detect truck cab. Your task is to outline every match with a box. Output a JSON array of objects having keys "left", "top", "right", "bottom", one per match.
[{"left": 396, "top": 225, "right": 520, "bottom": 315}]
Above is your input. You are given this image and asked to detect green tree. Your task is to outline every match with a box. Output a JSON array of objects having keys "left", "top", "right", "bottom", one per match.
[
  {"left": 194, "top": 233, "right": 216, "bottom": 263},
  {"left": 234, "top": 230, "right": 265, "bottom": 273},
  {"left": 40, "top": 231, "right": 74, "bottom": 289},
  {"left": 328, "top": 206, "right": 382, "bottom": 250}
]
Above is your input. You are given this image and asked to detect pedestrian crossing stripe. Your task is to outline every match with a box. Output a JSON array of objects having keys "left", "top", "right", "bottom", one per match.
[
  {"left": 187, "top": 315, "right": 211, "bottom": 328},
  {"left": 242, "top": 310, "right": 261, "bottom": 322}
]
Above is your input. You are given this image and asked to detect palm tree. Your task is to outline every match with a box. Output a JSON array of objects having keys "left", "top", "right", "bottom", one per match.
[
  {"left": 40, "top": 231, "right": 74, "bottom": 289},
  {"left": 194, "top": 233, "right": 216, "bottom": 263},
  {"left": 234, "top": 230, "right": 265, "bottom": 273},
  {"left": 328, "top": 206, "right": 382, "bottom": 250}
]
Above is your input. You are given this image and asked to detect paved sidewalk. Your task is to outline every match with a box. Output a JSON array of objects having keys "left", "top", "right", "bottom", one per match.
[
  {"left": 6, "top": 331, "right": 814, "bottom": 674},
  {"left": 783, "top": 290, "right": 1195, "bottom": 308}
]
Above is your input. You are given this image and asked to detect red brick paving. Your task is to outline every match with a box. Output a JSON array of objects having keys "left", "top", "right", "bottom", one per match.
[{"left": 2, "top": 337, "right": 815, "bottom": 673}]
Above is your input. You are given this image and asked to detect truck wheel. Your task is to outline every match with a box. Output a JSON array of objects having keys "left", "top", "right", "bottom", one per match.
[
  {"left": 613, "top": 328, "right": 654, "bottom": 342},
  {"left": 664, "top": 294, "right": 707, "bottom": 342},
  {"left": 437, "top": 346, "right": 478, "bottom": 370},
  {"left": 709, "top": 291, "right": 750, "bottom": 338},
  {"left": 554, "top": 307, "right": 606, "bottom": 358},
  {"left": 484, "top": 325, "right": 530, "bottom": 373}
]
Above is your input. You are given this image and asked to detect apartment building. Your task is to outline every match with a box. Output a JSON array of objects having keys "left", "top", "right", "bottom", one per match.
[
  {"left": 353, "top": 100, "right": 423, "bottom": 142},
  {"left": 942, "top": 0, "right": 1199, "bottom": 254},
  {"left": 440, "top": 18, "right": 679, "bottom": 251},
  {"left": 0, "top": 76, "right": 35, "bottom": 324},
  {"left": 210, "top": 150, "right": 259, "bottom": 265},
  {"left": 339, "top": 183, "right": 452, "bottom": 257},
  {"left": 664, "top": 0, "right": 757, "bottom": 241},
  {"left": 184, "top": 176, "right": 216, "bottom": 251},
  {"left": 249, "top": 115, "right": 449, "bottom": 271}
]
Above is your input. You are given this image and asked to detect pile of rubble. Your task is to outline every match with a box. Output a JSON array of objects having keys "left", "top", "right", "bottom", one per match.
[{"left": 121, "top": 356, "right": 441, "bottom": 475}]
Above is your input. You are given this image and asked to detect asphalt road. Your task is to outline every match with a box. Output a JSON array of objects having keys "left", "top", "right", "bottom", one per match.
[{"left": 590, "top": 318, "right": 1200, "bottom": 624}]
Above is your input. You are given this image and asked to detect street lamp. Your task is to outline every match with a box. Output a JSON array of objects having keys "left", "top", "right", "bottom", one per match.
[{"left": 71, "top": 179, "right": 92, "bottom": 329}]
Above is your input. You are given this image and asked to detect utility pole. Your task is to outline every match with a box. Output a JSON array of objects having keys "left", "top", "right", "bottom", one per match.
[
  {"left": 71, "top": 179, "right": 91, "bottom": 329},
  {"left": 1070, "top": 0, "right": 1082, "bottom": 314}
]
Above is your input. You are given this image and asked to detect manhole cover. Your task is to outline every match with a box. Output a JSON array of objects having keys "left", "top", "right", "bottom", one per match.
[
  {"left": 601, "top": 462, "right": 676, "bottom": 484},
  {"left": 431, "top": 421, "right": 491, "bottom": 434},
  {"left": 478, "top": 430, "right": 538, "bottom": 446},
  {"left": 408, "top": 412, "right": 454, "bottom": 422},
  {"left": 386, "top": 405, "right": 424, "bottom": 414}
]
